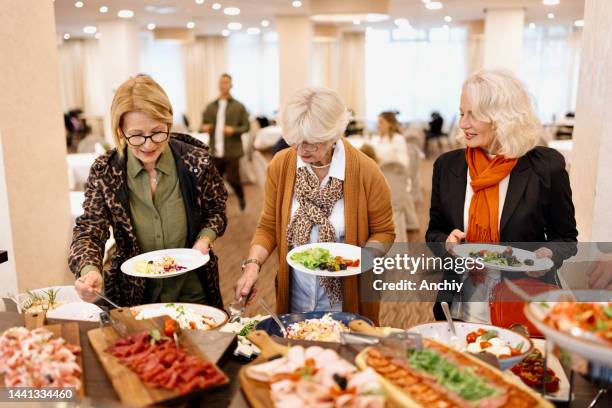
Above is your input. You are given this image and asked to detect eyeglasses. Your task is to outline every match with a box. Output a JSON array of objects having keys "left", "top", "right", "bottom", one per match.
[
  {"left": 294, "top": 142, "right": 321, "bottom": 153},
  {"left": 121, "top": 129, "right": 170, "bottom": 146}
]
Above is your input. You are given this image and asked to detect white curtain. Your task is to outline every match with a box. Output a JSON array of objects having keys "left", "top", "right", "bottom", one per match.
[
  {"left": 521, "top": 26, "right": 582, "bottom": 123},
  {"left": 182, "top": 35, "right": 227, "bottom": 130},
  {"left": 312, "top": 40, "right": 340, "bottom": 91},
  {"left": 339, "top": 32, "right": 366, "bottom": 118},
  {"left": 58, "top": 40, "right": 85, "bottom": 112},
  {"left": 365, "top": 27, "right": 467, "bottom": 125},
  {"left": 466, "top": 33, "right": 485, "bottom": 75}
]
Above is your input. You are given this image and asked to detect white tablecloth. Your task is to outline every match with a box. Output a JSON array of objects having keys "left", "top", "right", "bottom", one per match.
[{"left": 67, "top": 153, "right": 98, "bottom": 191}]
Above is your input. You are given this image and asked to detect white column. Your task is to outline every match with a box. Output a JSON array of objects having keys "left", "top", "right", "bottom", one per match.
[
  {"left": 0, "top": 1, "right": 73, "bottom": 292},
  {"left": 97, "top": 20, "right": 141, "bottom": 143},
  {"left": 570, "top": 0, "right": 612, "bottom": 241},
  {"left": 483, "top": 8, "right": 525, "bottom": 73},
  {"left": 276, "top": 16, "right": 313, "bottom": 107}
]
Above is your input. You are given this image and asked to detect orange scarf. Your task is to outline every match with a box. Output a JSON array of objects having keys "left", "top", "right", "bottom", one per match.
[{"left": 465, "top": 147, "right": 517, "bottom": 243}]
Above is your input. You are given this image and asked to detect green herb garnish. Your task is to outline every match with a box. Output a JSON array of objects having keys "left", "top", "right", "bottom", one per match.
[
  {"left": 480, "top": 330, "right": 498, "bottom": 341},
  {"left": 604, "top": 306, "right": 612, "bottom": 318},
  {"left": 239, "top": 321, "right": 259, "bottom": 337},
  {"left": 149, "top": 329, "right": 169, "bottom": 345},
  {"left": 515, "top": 341, "right": 524, "bottom": 351}
]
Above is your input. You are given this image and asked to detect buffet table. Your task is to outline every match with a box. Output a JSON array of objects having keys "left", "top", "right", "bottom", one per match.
[{"left": 0, "top": 312, "right": 608, "bottom": 408}]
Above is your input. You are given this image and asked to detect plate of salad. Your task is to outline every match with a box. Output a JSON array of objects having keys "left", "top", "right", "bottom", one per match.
[
  {"left": 287, "top": 243, "right": 362, "bottom": 277},
  {"left": 453, "top": 244, "right": 554, "bottom": 272}
]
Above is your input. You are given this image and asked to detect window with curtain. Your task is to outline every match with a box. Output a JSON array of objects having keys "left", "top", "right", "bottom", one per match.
[
  {"left": 227, "top": 32, "right": 279, "bottom": 117},
  {"left": 365, "top": 27, "right": 468, "bottom": 127},
  {"left": 520, "top": 25, "right": 582, "bottom": 123}
]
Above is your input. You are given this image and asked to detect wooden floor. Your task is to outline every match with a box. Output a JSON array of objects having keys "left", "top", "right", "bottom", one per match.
[{"left": 215, "top": 154, "right": 440, "bottom": 329}]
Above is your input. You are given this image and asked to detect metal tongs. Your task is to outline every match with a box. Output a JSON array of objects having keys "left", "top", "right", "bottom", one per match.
[
  {"left": 99, "top": 308, "right": 128, "bottom": 338},
  {"left": 341, "top": 330, "right": 423, "bottom": 356}
]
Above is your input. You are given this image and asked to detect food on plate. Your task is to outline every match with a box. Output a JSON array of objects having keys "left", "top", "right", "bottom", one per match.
[
  {"left": 134, "top": 303, "right": 217, "bottom": 331},
  {"left": 360, "top": 339, "right": 549, "bottom": 408},
  {"left": 511, "top": 349, "right": 561, "bottom": 393},
  {"left": 286, "top": 313, "right": 349, "bottom": 342},
  {"left": 468, "top": 246, "right": 533, "bottom": 267},
  {"left": 105, "top": 328, "right": 226, "bottom": 394},
  {"left": 219, "top": 315, "right": 266, "bottom": 358},
  {"left": 246, "top": 345, "right": 385, "bottom": 408},
  {"left": 464, "top": 328, "right": 524, "bottom": 359},
  {"left": 21, "top": 288, "right": 63, "bottom": 312},
  {"left": 134, "top": 256, "right": 187, "bottom": 275},
  {"left": 0, "top": 327, "right": 82, "bottom": 389},
  {"left": 543, "top": 302, "right": 612, "bottom": 343},
  {"left": 290, "top": 247, "right": 360, "bottom": 271}
]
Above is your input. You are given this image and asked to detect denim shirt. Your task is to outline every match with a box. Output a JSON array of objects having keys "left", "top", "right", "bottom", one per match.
[{"left": 289, "top": 141, "right": 346, "bottom": 313}]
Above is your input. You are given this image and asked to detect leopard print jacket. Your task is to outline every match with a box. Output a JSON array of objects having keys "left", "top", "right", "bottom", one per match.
[{"left": 68, "top": 133, "right": 228, "bottom": 308}]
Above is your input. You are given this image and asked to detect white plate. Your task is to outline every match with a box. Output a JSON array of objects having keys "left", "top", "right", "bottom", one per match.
[
  {"left": 407, "top": 321, "right": 533, "bottom": 371},
  {"left": 120, "top": 248, "right": 209, "bottom": 279},
  {"left": 454, "top": 243, "right": 554, "bottom": 272},
  {"left": 47, "top": 302, "right": 103, "bottom": 322},
  {"left": 508, "top": 339, "right": 570, "bottom": 402},
  {"left": 286, "top": 243, "right": 362, "bottom": 277},
  {"left": 525, "top": 289, "right": 612, "bottom": 366},
  {"left": 131, "top": 303, "right": 227, "bottom": 330}
]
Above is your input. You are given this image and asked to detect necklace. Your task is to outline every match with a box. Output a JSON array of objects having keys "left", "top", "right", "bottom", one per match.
[
  {"left": 151, "top": 169, "right": 160, "bottom": 186},
  {"left": 310, "top": 162, "right": 331, "bottom": 169}
]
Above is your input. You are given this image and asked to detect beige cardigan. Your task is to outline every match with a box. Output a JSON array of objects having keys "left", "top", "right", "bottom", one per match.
[{"left": 251, "top": 138, "right": 395, "bottom": 324}]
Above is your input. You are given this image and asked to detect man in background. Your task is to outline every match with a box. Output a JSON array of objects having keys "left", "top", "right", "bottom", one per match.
[{"left": 202, "top": 73, "right": 250, "bottom": 210}]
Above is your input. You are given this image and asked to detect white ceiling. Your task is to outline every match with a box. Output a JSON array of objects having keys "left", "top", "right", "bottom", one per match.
[{"left": 54, "top": 0, "right": 586, "bottom": 38}]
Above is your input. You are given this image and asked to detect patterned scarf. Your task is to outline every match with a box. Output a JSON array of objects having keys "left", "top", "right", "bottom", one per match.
[{"left": 287, "top": 166, "right": 344, "bottom": 305}]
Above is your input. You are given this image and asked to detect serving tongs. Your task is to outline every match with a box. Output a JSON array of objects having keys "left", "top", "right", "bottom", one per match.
[{"left": 99, "top": 308, "right": 128, "bottom": 338}]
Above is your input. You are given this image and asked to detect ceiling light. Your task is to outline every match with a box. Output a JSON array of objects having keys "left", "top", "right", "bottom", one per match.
[
  {"left": 117, "top": 10, "right": 134, "bottom": 18},
  {"left": 212, "top": 3, "right": 222, "bottom": 10},
  {"left": 444, "top": 15, "right": 452, "bottom": 22},
  {"left": 195, "top": 0, "right": 205, "bottom": 4},
  {"left": 228, "top": 22, "right": 242, "bottom": 30},
  {"left": 224, "top": 7, "right": 240, "bottom": 15},
  {"left": 529, "top": 22, "right": 536, "bottom": 29},
  {"left": 394, "top": 18, "right": 410, "bottom": 27},
  {"left": 247, "top": 27, "right": 261, "bottom": 35},
  {"left": 426, "top": 2, "right": 443, "bottom": 10},
  {"left": 63, "top": 33, "right": 71, "bottom": 40},
  {"left": 94, "top": 33, "right": 102, "bottom": 39},
  {"left": 187, "top": 21, "right": 196, "bottom": 29},
  {"left": 547, "top": 13, "right": 555, "bottom": 19},
  {"left": 74, "top": 1, "right": 84, "bottom": 8},
  {"left": 144, "top": 5, "right": 178, "bottom": 14},
  {"left": 147, "top": 23, "right": 156, "bottom": 30},
  {"left": 222, "top": 29, "right": 230, "bottom": 36},
  {"left": 261, "top": 20, "right": 270, "bottom": 27},
  {"left": 83, "top": 26, "right": 97, "bottom": 34},
  {"left": 353, "top": 19, "right": 361, "bottom": 25},
  {"left": 442, "top": 24, "right": 449, "bottom": 30},
  {"left": 292, "top": 1, "right": 302, "bottom": 8},
  {"left": 543, "top": 0, "right": 560, "bottom": 5},
  {"left": 422, "top": 0, "right": 430, "bottom": 3},
  {"left": 574, "top": 19, "right": 584, "bottom": 27},
  {"left": 99, "top": 6, "right": 108, "bottom": 13}
]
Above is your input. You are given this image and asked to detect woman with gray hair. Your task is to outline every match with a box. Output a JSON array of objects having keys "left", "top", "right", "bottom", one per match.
[{"left": 234, "top": 87, "right": 395, "bottom": 323}]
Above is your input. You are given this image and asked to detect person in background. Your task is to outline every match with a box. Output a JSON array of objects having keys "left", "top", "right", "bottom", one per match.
[
  {"left": 359, "top": 143, "right": 379, "bottom": 163},
  {"left": 70, "top": 74, "right": 228, "bottom": 308},
  {"left": 370, "top": 111, "right": 409, "bottom": 167},
  {"left": 202, "top": 73, "right": 250, "bottom": 210},
  {"left": 233, "top": 87, "right": 395, "bottom": 324},
  {"left": 425, "top": 111, "right": 445, "bottom": 156}
]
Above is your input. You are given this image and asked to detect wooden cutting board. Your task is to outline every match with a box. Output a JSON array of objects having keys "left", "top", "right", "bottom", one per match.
[
  {"left": 87, "top": 308, "right": 230, "bottom": 407},
  {"left": 1, "top": 312, "right": 85, "bottom": 399}
]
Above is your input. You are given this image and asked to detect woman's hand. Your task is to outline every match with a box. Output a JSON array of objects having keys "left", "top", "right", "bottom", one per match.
[
  {"left": 193, "top": 237, "right": 211, "bottom": 254},
  {"left": 445, "top": 229, "right": 466, "bottom": 254},
  {"left": 526, "top": 247, "right": 554, "bottom": 278},
  {"left": 587, "top": 255, "right": 612, "bottom": 289},
  {"left": 75, "top": 270, "right": 103, "bottom": 302},
  {"left": 235, "top": 263, "right": 259, "bottom": 301}
]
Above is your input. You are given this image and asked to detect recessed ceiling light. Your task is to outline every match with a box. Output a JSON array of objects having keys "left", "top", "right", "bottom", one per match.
[
  {"left": 117, "top": 9, "right": 134, "bottom": 18},
  {"left": 147, "top": 23, "right": 156, "bottom": 30},
  {"left": 426, "top": 1, "right": 443, "bottom": 10},
  {"left": 261, "top": 20, "right": 270, "bottom": 27},
  {"left": 547, "top": 13, "right": 555, "bottom": 19},
  {"left": 444, "top": 15, "right": 452, "bottom": 22},
  {"left": 63, "top": 33, "right": 71, "bottom": 40},
  {"left": 574, "top": 19, "right": 584, "bottom": 27},
  {"left": 94, "top": 32, "right": 102, "bottom": 39},
  {"left": 529, "top": 22, "right": 536, "bottom": 29},
  {"left": 543, "top": 0, "right": 560, "bottom": 5},
  {"left": 247, "top": 27, "right": 261, "bottom": 35},
  {"left": 212, "top": 3, "right": 222, "bottom": 10},
  {"left": 83, "top": 26, "right": 97, "bottom": 34},
  {"left": 195, "top": 0, "right": 205, "bottom": 4},
  {"left": 228, "top": 22, "right": 242, "bottom": 30},
  {"left": 394, "top": 18, "right": 410, "bottom": 27},
  {"left": 422, "top": 0, "right": 431, "bottom": 3},
  {"left": 224, "top": 7, "right": 240, "bottom": 15},
  {"left": 74, "top": 1, "right": 84, "bottom": 8},
  {"left": 187, "top": 21, "right": 196, "bottom": 29},
  {"left": 353, "top": 19, "right": 361, "bottom": 25},
  {"left": 99, "top": 6, "right": 108, "bottom": 13},
  {"left": 292, "top": 1, "right": 302, "bottom": 8},
  {"left": 222, "top": 29, "right": 230, "bottom": 36}
]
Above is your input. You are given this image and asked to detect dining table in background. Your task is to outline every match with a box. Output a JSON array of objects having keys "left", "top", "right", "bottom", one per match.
[{"left": 66, "top": 152, "right": 99, "bottom": 191}]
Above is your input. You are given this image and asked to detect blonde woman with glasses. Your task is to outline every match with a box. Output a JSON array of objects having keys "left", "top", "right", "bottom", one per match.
[
  {"left": 70, "top": 74, "right": 228, "bottom": 308},
  {"left": 234, "top": 87, "right": 395, "bottom": 324}
]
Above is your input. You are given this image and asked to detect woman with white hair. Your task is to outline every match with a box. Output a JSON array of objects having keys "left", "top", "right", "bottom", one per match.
[
  {"left": 426, "top": 69, "right": 577, "bottom": 325},
  {"left": 234, "top": 87, "right": 395, "bottom": 323}
]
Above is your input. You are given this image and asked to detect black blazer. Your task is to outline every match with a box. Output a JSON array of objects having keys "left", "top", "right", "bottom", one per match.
[{"left": 426, "top": 147, "right": 578, "bottom": 319}]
